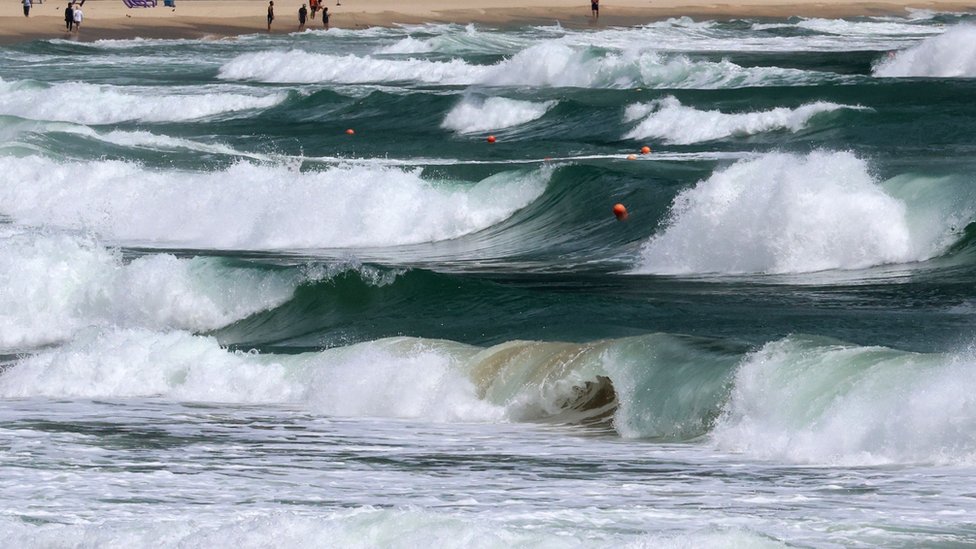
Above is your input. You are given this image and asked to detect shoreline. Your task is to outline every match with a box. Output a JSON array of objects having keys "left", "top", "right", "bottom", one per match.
[{"left": 2, "top": 0, "right": 975, "bottom": 44}]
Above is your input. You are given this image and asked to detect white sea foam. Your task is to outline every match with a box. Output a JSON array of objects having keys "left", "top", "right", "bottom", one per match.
[
  {"left": 0, "top": 512, "right": 788, "bottom": 549},
  {"left": 623, "top": 97, "right": 860, "bottom": 144},
  {"left": 376, "top": 24, "right": 528, "bottom": 56},
  {"left": 874, "top": 25, "right": 976, "bottom": 77},
  {"left": 0, "top": 229, "right": 301, "bottom": 350},
  {"left": 218, "top": 44, "right": 833, "bottom": 89},
  {"left": 60, "top": 126, "right": 260, "bottom": 157},
  {"left": 632, "top": 151, "right": 956, "bottom": 275},
  {"left": 0, "top": 330, "right": 501, "bottom": 422},
  {"left": 712, "top": 337, "right": 976, "bottom": 465},
  {"left": 794, "top": 18, "right": 942, "bottom": 37},
  {"left": 0, "top": 78, "right": 286, "bottom": 124},
  {"left": 218, "top": 50, "right": 484, "bottom": 85},
  {"left": 442, "top": 97, "right": 556, "bottom": 134},
  {"left": 0, "top": 156, "right": 548, "bottom": 249}
]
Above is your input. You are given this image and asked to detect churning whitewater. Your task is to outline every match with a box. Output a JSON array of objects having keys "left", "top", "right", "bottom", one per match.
[{"left": 2, "top": 12, "right": 976, "bottom": 549}]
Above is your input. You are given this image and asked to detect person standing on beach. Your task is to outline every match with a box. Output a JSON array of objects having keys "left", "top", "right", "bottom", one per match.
[
  {"left": 22, "top": 0, "right": 31, "bottom": 17},
  {"left": 591, "top": 0, "right": 599, "bottom": 19},
  {"left": 322, "top": 7, "right": 329, "bottom": 29},
  {"left": 309, "top": 0, "right": 318, "bottom": 21},
  {"left": 65, "top": 3, "right": 74, "bottom": 30},
  {"left": 73, "top": 5, "right": 83, "bottom": 30},
  {"left": 298, "top": 3, "right": 307, "bottom": 30},
  {"left": 267, "top": 0, "right": 274, "bottom": 31}
]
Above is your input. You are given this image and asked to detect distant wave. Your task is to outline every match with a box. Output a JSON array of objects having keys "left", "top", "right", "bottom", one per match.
[
  {"left": 623, "top": 96, "right": 861, "bottom": 144},
  {"left": 632, "top": 151, "right": 968, "bottom": 275},
  {"left": 0, "top": 78, "right": 286, "bottom": 124},
  {"left": 375, "top": 23, "right": 529, "bottom": 55},
  {"left": 442, "top": 97, "right": 556, "bottom": 134},
  {"left": 873, "top": 25, "right": 976, "bottom": 77},
  {"left": 0, "top": 156, "right": 549, "bottom": 249},
  {"left": 219, "top": 43, "right": 839, "bottom": 89}
]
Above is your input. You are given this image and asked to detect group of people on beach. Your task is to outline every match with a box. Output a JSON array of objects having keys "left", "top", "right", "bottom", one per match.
[
  {"left": 268, "top": 0, "right": 331, "bottom": 32},
  {"left": 21, "top": 0, "right": 84, "bottom": 29}
]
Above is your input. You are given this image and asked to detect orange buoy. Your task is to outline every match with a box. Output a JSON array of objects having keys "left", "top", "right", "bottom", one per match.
[
  {"left": 626, "top": 154, "right": 637, "bottom": 160},
  {"left": 487, "top": 135, "right": 496, "bottom": 143},
  {"left": 613, "top": 203, "right": 628, "bottom": 221},
  {"left": 345, "top": 128, "right": 355, "bottom": 135},
  {"left": 641, "top": 146, "right": 651, "bottom": 154}
]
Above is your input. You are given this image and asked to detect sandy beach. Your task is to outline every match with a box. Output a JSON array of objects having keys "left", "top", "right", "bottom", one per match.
[{"left": 2, "top": 0, "right": 975, "bottom": 43}]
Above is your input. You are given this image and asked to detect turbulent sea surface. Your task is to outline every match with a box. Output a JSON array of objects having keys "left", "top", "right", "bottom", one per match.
[{"left": 3, "top": 12, "right": 976, "bottom": 548}]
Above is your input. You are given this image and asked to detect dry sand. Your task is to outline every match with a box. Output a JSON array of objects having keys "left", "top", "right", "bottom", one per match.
[{"left": 2, "top": 0, "right": 975, "bottom": 43}]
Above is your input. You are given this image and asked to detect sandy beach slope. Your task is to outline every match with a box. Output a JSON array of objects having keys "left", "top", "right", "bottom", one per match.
[{"left": 2, "top": 0, "right": 975, "bottom": 43}]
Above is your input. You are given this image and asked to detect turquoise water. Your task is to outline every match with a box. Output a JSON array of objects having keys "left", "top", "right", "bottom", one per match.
[{"left": 2, "top": 13, "right": 976, "bottom": 547}]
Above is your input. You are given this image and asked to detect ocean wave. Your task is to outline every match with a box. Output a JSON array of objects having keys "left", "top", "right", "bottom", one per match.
[
  {"left": 218, "top": 44, "right": 836, "bottom": 89},
  {"left": 375, "top": 23, "right": 529, "bottom": 56},
  {"left": 218, "top": 50, "right": 483, "bottom": 85},
  {"left": 632, "top": 151, "right": 964, "bottom": 275},
  {"left": 711, "top": 336, "right": 976, "bottom": 465},
  {"left": 873, "top": 24, "right": 976, "bottom": 77},
  {"left": 623, "top": 97, "right": 861, "bottom": 144},
  {"left": 5, "top": 327, "right": 976, "bottom": 465},
  {"left": 0, "top": 229, "right": 303, "bottom": 350},
  {"left": 441, "top": 97, "right": 556, "bottom": 134},
  {"left": 0, "top": 78, "right": 286, "bottom": 124},
  {"left": 0, "top": 330, "right": 502, "bottom": 422},
  {"left": 0, "top": 156, "right": 549, "bottom": 249}
]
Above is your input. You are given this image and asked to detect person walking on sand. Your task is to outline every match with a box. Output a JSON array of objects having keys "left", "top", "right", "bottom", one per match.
[
  {"left": 73, "top": 5, "right": 83, "bottom": 31},
  {"left": 266, "top": 0, "right": 274, "bottom": 31},
  {"left": 65, "top": 3, "right": 74, "bottom": 30},
  {"left": 309, "top": 0, "right": 318, "bottom": 21},
  {"left": 298, "top": 3, "right": 307, "bottom": 30},
  {"left": 591, "top": 0, "right": 599, "bottom": 19},
  {"left": 22, "top": 0, "right": 31, "bottom": 17},
  {"left": 322, "top": 7, "right": 329, "bottom": 29}
]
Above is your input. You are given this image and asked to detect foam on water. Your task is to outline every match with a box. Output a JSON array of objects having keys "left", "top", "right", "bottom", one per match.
[
  {"left": 623, "top": 97, "right": 860, "bottom": 144},
  {"left": 873, "top": 24, "right": 976, "bottom": 77},
  {"left": 0, "top": 229, "right": 302, "bottom": 350},
  {"left": 477, "top": 44, "right": 831, "bottom": 89},
  {"left": 218, "top": 50, "right": 484, "bottom": 85},
  {"left": 442, "top": 97, "right": 556, "bottom": 134},
  {"left": 794, "top": 17, "right": 942, "bottom": 37},
  {"left": 376, "top": 23, "right": 529, "bottom": 55},
  {"left": 0, "top": 330, "right": 501, "bottom": 422},
  {"left": 0, "top": 78, "right": 286, "bottom": 124},
  {"left": 0, "top": 156, "right": 549, "bottom": 249},
  {"left": 0, "top": 511, "right": 788, "bottom": 549},
  {"left": 218, "top": 44, "right": 834, "bottom": 89},
  {"left": 632, "top": 151, "right": 958, "bottom": 275},
  {"left": 712, "top": 336, "right": 976, "bottom": 465}
]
